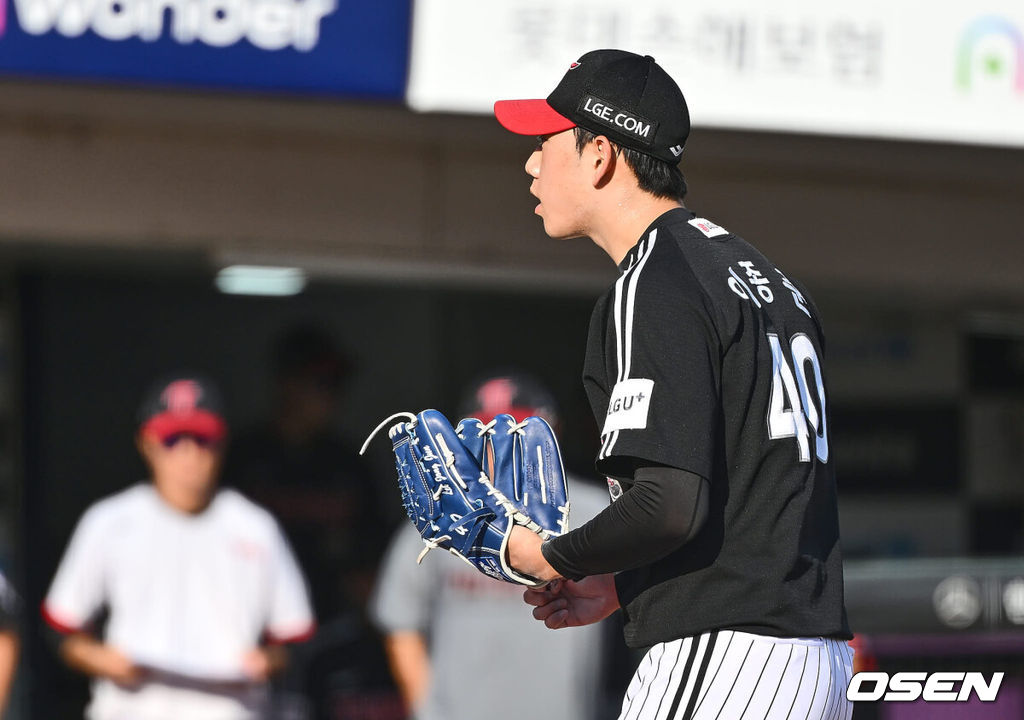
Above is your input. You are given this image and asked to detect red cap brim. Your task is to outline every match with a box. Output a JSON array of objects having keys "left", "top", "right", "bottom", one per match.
[
  {"left": 494, "top": 99, "right": 576, "bottom": 136},
  {"left": 141, "top": 410, "right": 227, "bottom": 443}
]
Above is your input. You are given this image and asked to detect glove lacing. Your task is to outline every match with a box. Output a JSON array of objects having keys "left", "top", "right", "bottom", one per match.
[
  {"left": 506, "top": 418, "right": 529, "bottom": 435},
  {"left": 471, "top": 418, "right": 528, "bottom": 436},
  {"left": 431, "top": 433, "right": 468, "bottom": 490},
  {"left": 417, "top": 534, "right": 451, "bottom": 564},
  {"left": 358, "top": 411, "right": 417, "bottom": 455},
  {"left": 474, "top": 419, "right": 497, "bottom": 437},
  {"left": 556, "top": 502, "right": 571, "bottom": 535}
]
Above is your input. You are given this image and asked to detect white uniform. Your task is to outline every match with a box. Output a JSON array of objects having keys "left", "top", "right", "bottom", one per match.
[{"left": 44, "top": 483, "right": 315, "bottom": 720}]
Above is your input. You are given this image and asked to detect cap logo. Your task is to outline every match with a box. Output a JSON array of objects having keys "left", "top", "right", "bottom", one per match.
[
  {"left": 162, "top": 380, "right": 201, "bottom": 414},
  {"left": 569, "top": 62, "right": 581, "bottom": 70},
  {"left": 578, "top": 94, "right": 658, "bottom": 146}
]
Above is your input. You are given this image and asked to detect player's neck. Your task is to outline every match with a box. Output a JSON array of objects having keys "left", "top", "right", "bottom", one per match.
[
  {"left": 152, "top": 477, "right": 216, "bottom": 515},
  {"left": 589, "top": 194, "right": 683, "bottom": 265}
]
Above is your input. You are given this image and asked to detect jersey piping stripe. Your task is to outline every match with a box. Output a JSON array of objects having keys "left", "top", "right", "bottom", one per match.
[
  {"left": 619, "top": 234, "right": 648, "bottom": 370},
  {"left": 622, "top": 230, "right": 658, "bottom": 381},
  {"left": 665, "top": 631, "right": 710, "bottom": 720},
  {"left": 604, "top": 238, "right": 631, "bottom": 461},
  {"left": 627, "top": 640, "right": 667, "bottom": 720},
  {"left": 636, "top": 639, "right": 684, "bottom": 720},
  {"left": 603, "top": 232, "right": 643, "bottom": 459},
  {"left": 679, "top": 630, "right": 720, "bottom": 720},
  {"left": 653, "top": 638, "right": 694, "bottom": 720},
  {"left": 615, "top": 233, "right": 648, "bottom": 382},
  {"left": 690, "top": 630, "right": 734, "bottom": 717},
  {"left": 613, "top": 253, "right": 627, "bottom": 384},
  {"left": 623, "top": 640, "right": 668, "bottom": 720},
  {"left": 622, "top": 640, "right": 656, "bottom": 714},
  {"left": 601, "top": 230, "right": 658, "bottom": 460},
  {"left": 626, "top": 642, "right": 658, "bottom": 705}
]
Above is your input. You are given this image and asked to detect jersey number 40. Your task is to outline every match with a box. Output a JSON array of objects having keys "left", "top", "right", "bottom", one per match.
[{"left": 766, "top": 333, "right": 828, "bottom": 463}]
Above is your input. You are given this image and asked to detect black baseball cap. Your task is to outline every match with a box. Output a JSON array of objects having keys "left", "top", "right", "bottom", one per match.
[
  {"left": 458, "top": 371, "right": 558, "bottom": 425},
  {"left": 137, "top": 375, "right": 227, "bottom": 443},
  {"left": 494, "top": 49, "right": 690, "bottom": 164}
]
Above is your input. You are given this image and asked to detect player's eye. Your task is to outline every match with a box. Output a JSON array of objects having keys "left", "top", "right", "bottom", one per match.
[
  {"left": 534, "top": 135, "right": 548, "bottom": 151},
  {"left": 162, "top": 433, "right": 217, "bottom": 448}
]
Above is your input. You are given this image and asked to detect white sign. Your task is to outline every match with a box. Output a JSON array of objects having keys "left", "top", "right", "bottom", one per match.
[{"left": 407, "top": 0, "right": 1024, "bottom": 147}]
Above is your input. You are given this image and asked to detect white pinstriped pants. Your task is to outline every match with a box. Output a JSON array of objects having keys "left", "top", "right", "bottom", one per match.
[{"left": 616, "top": 631, "right": 854, "bottom": 720}]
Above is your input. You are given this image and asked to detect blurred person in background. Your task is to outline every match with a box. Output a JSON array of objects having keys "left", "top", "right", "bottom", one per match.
[
  {"left": 371, "top": 371, "right": 624, "bottom": 720},
  {"left": 0, "top": 568, "right": 19, "bottom": 717},
  {"left": 42, "top": 375, "right": 314, "bottom": 720},
  {"left": 225, "top": 326, "right": 401, "bottom": 720}
]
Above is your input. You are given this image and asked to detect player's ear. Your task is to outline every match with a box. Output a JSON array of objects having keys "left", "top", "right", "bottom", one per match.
[
  {"left": 137, "top": 432, "right": 158, "bottom": 463},
  {"left": 589, "top": 135, "right": 616, "bottom": 189}
]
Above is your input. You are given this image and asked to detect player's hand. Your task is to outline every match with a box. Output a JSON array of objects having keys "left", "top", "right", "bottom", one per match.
[
  {"left": 507, "top": 525, "right": 560, "bottom": 583},
  {"left": 241, "top": 646, "right": 288, "bottom": 682},
  {"left": 59, "top": 634, "right": 145, "bottom": 687},
  {"left": 523, "top": 573, "right": 620, "bottom": 629},
  {"left": 96, "top": 646, "right": 145, "bottom": 687}
]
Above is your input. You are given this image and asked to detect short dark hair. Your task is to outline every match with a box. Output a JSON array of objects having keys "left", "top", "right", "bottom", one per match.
[{"left": 574, "top": 127, "right": 687, "bottom": 201}]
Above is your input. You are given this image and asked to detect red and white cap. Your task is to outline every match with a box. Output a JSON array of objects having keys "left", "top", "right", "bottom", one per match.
[{"left": 137, "top": 375, "right": 227, "bottom": 443}]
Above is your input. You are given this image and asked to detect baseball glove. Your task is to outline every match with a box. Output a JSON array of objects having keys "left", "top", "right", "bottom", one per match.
[{"left": 361, "top": 409, "right": 570, "bottom": 586}]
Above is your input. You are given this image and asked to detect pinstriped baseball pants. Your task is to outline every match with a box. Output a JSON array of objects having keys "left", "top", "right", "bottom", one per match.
[{"left": 616, "top": 631, "right": 854, "bottom": 720}]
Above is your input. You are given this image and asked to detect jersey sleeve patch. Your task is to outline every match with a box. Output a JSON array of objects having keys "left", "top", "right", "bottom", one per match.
[
  {"left": 688, "top": 217, "right": 728, "bottom": 238},
  {"left": 602, "top": 378, "right": 655, "bottom": 434}
]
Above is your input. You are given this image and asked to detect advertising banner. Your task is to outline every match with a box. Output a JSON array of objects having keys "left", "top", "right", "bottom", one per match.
[
  {"left": 407, "top": 0, "right": 1024, "bottom": 147},
  {"left": 0, "top": 0, "right": 410, "bottom": 98}
]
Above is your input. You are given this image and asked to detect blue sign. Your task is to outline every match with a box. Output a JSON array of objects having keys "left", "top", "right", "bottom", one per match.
[{"left": 0, "top": 0, "right": 410, "bottom": 99}]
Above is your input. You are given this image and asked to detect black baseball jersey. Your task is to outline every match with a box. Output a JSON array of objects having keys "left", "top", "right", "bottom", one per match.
[{"left": 583, "top": 207, "right": 851, "bottom": 648}]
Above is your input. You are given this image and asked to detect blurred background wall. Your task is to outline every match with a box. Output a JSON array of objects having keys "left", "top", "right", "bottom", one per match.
[{"left": 0, "top": 0, "right": 1022, "bottom": 717}]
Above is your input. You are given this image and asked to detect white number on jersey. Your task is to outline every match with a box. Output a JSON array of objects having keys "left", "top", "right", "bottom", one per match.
[{"left": 766, "top": 333, "right": 829, "bottom": 463}]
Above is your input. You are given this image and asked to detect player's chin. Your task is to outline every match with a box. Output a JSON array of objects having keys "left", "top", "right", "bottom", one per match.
[{"left": 540, "top": 217, "right": 583, "bottom": 241}]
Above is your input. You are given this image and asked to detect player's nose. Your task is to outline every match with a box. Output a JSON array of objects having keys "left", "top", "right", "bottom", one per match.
[{"left": 525, "top": 150, "right": 541, "bottom": 178}]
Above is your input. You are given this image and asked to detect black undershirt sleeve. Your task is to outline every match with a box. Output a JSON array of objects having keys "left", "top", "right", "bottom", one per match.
[{"left": 540, "top": 465, "right": 710, "bottom": 581}]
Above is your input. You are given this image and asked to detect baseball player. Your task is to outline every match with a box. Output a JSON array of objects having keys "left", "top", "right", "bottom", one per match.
[
  {"left": 492, "top": 50, "right": 854, "bottom": 719},
  {"left": 370, "top": 371, "right": 619, "bottom": 720},
  {"left": 42, "top": 375, "right": 315, "bottom": 720}
]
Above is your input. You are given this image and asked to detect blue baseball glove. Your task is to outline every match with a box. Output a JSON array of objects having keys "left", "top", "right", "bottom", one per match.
[
  {"left": 361, "top": 409, "right": 570, "bottom": 586},
  {"left": 456, "top": 413, "right": 570, "bottom": 539}
]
